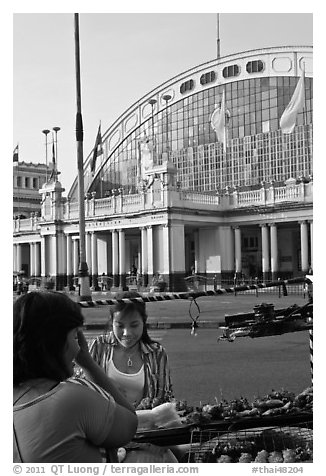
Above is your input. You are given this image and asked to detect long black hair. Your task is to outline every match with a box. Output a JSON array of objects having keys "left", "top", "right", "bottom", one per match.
[
  {"left": 106, "top": 291, "right": 154, "bottom": 344},
  {"left": 13, "top": 291, "right": 84, "bottom": 385}
]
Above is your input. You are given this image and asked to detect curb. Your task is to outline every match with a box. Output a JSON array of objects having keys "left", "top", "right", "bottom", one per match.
[{"left": 84, "top": 320, "right": 223, "bottom": 331}]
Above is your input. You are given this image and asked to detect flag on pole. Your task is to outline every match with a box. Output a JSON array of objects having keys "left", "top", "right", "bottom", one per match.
[
  {"left": 13, "top": 144, "right": 19, "bottom": 162},
  {"left": 52, "top": 140, "right": 56, "bottom": 165},
  {"left": 210, "top": 90, "right": 229, "bottom": 151},
  {"left": 280, "top": 69, "right": 305, "bottom": 134},
  {"left": 90, "top": 123, "right": 103, "bottom": 175},
  {"left": 49, "top": 136, "right": 56, "bottom": 180}
]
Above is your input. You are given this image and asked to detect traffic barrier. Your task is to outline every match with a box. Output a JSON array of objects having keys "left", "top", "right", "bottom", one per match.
[{"left": 78, "top": 276, "right": 308, "bottom": 307}]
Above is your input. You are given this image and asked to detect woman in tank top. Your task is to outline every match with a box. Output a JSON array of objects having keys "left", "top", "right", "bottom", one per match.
[
  {"left": 88, "top": 291, "right": 174, "bottom": 409},
  {"left": 88, "top": 291, "right": 179, "bottom": 463}
]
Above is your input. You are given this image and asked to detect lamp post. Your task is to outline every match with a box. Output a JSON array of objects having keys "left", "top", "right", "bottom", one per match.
[
  {"left": 148, "top": 98, "right": 157, "bottom": 165},
  {"left": 42, "top": 129, "right": 50, "bottom": 182},
  {"left": 53, "top": 126, "right": 61, "bottom": 176},
  {"left": 74, "top": 12, "right": 91, "bottom": 301},
  {"left": 162, "top": 94, "right": 171, "bottom": 159}
]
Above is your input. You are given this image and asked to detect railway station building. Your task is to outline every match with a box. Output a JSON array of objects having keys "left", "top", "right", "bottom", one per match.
[{"left": 13, "top": 45, "right": 313, "bottom": 292}]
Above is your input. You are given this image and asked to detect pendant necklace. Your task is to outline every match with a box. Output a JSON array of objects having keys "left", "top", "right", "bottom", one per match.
[
  {"left": 127, "top": 356, "right": 133, "bottom": 367},
  {"left": 126, "top": 344, "right": 139, "bottom": 367}
]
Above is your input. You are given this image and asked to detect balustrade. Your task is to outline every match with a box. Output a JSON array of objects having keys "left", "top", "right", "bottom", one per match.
[{"left": 13, "top": 180, "right": 313, "bottom": 233}]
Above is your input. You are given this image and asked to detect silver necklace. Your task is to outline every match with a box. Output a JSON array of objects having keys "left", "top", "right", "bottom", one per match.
[
  {"left": 121, "top": 344, "right": 139, "bottom": 367},
  {"left": 127, "top": 349, "right": 138, "bottom": 367},
  {"left": 127, "top": 356, "right": 133, "bottom": 367}
]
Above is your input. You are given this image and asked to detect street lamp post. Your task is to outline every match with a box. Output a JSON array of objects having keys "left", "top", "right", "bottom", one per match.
[
  {"left": 74, "top": 12, "right": 91, "bottom": 301},
  {"left": 148, "top": 98, "right": 157, "bottom": 165},
  {"left": 162, "top": 94, "right": 171, "bottom": 159},
  {"left": 53, "top": 126, "right": 61, "bottom": 176},
  {"left": 42, "top": 129, "right": 50, "bottom": 182}
]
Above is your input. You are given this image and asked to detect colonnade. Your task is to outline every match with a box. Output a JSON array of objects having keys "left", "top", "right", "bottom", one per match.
[
  {"left": 228, "top": 220, "right": 312, "bottom": 280},
  {"left": 13, "top": 219, "right": 313, "bottom": 290},
  {"left": 66, "top": 226, "right": 156, "bottom": 290},
  {"left": 13, "top": 241, "right": 41, "bottom": 278}
]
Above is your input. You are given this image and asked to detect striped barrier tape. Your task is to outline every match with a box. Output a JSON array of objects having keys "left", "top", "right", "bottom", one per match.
[
  {"left": 309, "top": 329, "right": 313, "bottom": 385},
  {"left": 78, "top": 276, "right": 308, "bottom": 307}
]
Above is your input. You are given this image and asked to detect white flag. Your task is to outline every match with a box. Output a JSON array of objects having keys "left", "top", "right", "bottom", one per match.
[
  {"left": 280, "top": 70, "right": 305, "bottom": 134},
  {"left": 139, "top": 137, "right": 153, "bottom": 180},
  {"left": 211, "top": 90, "right": 228, "bottom": 151}
]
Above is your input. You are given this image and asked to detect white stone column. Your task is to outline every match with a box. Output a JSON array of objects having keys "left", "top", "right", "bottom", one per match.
[
  {"left": 97, "top": 234, "right": 110, "bottom": 275},
  {"left": 162, "top": 224, "right": 170, "bottom": 275},
  {"left": 91, "top": 232, "right": 98, "bottom": 276},
  {"left": 57, "top": 233, "right": 66, "bottom": 280},
  {"left": 219, "top": 226, "right": 234, "bottom": 276},
  {"left": 13, "top": 244, "right": 17, "bottom": 272},
  {"left": 66, "top": 235, "right": 72, "bottom": 276},
  {"left": 86, "top": 232, "right": 92, "bottom": 274},
  {"left": 65, "top": 234, "right": 73, "bottom": 289},
  {"left": 17, "top": 244, "right": 22, "bottom": 273},
  {"left": 140, "top": 227, "right": 148, "bottom": 274},
  {"left": 34, "top": 242, "right": 41, "bottom": 277},
  {"left": 30, "top": 243, "right": 35, "bottom": 277},
  {"left": 194, "top": 230, "right": 199, "bottom": 273},
  {"left": 147, "top": 226, "right": 154, "bottom": 279},
  {"left": 118, "top": 229, "right": 127, "bottom": 289},
  {"left": 140, "top": 227, "right": 148, "bottom": 286},
  {"left": 300, "top": 221, "right": 309, "bottom": 273},
  {"left": 73, "top": 238, "right": 79, "bottom": 276},
  {"left": 52, "top": 235, "right": 58, "bottom": 280},
  {"left": 91, "top": 232, "right": 99, "bottom": 289},
  {"left": 40, "top": 236, "right": 46, "bottom": 280},
  {"left": 261, "top": 224, "right": 270, "bottom": 276},
  {"left": 234, "top": 226, "right": 242, "bottom": 274},
  {"left": 270, "top": 223, "right": 278, "bottom": 278},
  {"left": 111, "top": 230, "right": 119, "bottom": 287},
  {"left": 169, "top": 224, "right": 185, "bottom": 291}
]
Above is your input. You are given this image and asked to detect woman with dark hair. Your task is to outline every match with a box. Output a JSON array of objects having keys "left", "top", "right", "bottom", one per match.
[
  {"left": 13, "top": 291, "right": 137, "bottom": 463},
  {"left": 88, "top": 291, "right": 178, "bottom": 463},
  {"left": 88, "top": 291, "right": 173, "bottom": 409}
]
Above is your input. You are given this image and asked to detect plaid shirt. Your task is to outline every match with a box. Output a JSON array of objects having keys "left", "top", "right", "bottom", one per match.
[{"left": 88, "top": 333, "right": 174, "bottom": 408}]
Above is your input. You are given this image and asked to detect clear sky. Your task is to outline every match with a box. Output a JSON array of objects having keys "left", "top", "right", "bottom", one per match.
[{"left": 13, "top": 11, "right": 313, "bottom": 192}]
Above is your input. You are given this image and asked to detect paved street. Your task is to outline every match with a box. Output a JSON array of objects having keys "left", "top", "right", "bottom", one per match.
[
  {"left": 79, "top": 289, "right": 307, "bottom": 326},
  {"left": 14, "top": 290, "right": 310, "bottom": 405},
  {"left": 80, "top": 291, "right": 311, "bottom": 406}
]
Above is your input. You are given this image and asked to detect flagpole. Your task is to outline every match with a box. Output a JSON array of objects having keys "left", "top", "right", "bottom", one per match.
[
  {"left": 216, "top": 13, "right": 221, "bottom": 60},
  {"left": 302, "top": 67, "right": 308, "bottom": 177},
  {"left": 99, "top": 120, "right": 104, "bottom": 197},
  {"left": 53, "top": 126, "right": 61, "bottom": 176},
  {"left": 74, "top": 12, "right": 91, "bottom": 301},
  {"left": 42, "top": 130, "right": 50, "bottom": 182}
]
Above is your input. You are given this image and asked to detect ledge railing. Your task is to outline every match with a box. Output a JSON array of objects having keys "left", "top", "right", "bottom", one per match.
[{"left": 13, "top": 180, "right": 313, "bottom": 233}]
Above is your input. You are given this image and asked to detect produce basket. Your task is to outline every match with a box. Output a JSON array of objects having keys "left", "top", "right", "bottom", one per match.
[{"left": 187, "top": 423, "right": 313, "bottom": 463}]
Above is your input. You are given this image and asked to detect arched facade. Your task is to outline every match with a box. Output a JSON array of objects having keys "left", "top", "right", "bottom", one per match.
[
  {"left": 69, "top": 45, "right": 312, "bottom": 198},
  {"left": 13, "top": 46, "right": 313, "bottom": 292}
]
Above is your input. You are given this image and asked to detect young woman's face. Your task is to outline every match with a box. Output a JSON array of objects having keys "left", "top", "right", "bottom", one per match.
[
  {"left": 63, "top": 327, "right": 81, "bottom": 375},
  {"left": 112, "top": 309, "right": 144, "bottom": 349}
]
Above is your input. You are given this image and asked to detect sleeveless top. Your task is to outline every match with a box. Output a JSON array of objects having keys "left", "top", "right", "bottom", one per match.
[
  {"left": 107, "top": 355, "right": 145, "bottom": 407},
  {"left": 86, "top": 333, "right": 174, "bottom": 408}
]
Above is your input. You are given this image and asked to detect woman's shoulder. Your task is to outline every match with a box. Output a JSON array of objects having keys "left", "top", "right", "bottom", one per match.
[
  {"left": 90, "top": 333, "right": 114, "bottom": 349},
  {"left": 143, "top": 340, "right": 167, "bottom": 354},
  {"left": 65, "top": 378, "right": 115, "bottom": 403},
  {"left": 93, "top": 333, "right": 112, "bottom": 344}
]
